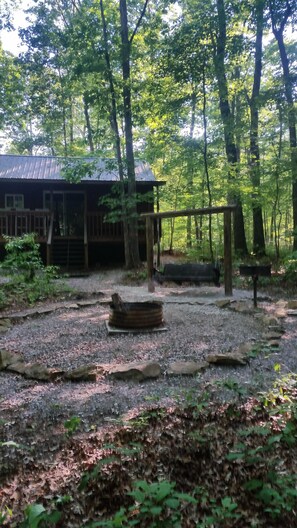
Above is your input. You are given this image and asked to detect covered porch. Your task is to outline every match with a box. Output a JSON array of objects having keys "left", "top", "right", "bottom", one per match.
[{"left": 0, "top": 208, "right": 129, "bottom": 269}]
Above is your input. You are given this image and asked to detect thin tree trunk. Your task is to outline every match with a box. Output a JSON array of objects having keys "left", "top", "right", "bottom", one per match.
[
  {"left": 69, "top": 98, "right": 74, "bottom": 144},
  {"left": 213, "top": 0, "right": 248, "bottom": 255},
  {"left": 99, "top": 0, "right": 130, "bottom": 265},
  {"left": 272, "top": 105, "right": 284, "bottom": 259},
  {"left": 83, "top": 94, "right": 94, "bottom": 152},
  {"left": 62, "top": 102, "right": 68, "bottom": 156},
  {"left": 186, "top": 89, "right": 197, "bottom": 248},
  {"left": 119, "top": 0, "right": 141, "bottom": 268},
  {"left": 269, "top": 0, "right": 297, "bottom": 250},
  {"left": 58, "top": 69, "right": 68, "bottom": 156},
  {"left": 202, "top": 61, "right": 214, "bottom": 261},
  {"left": 249, "top": 0, "right": 266, "bottom": 255}
]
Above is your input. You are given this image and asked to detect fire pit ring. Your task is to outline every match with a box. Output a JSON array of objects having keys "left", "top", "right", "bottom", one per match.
[{"left": 109, "top": 301, "right": 164, "bottom": 329}]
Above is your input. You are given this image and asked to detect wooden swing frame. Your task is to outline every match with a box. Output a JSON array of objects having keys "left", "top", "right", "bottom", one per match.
[{"left": 141, "top": 205, "right": 237, "bottom": 295}]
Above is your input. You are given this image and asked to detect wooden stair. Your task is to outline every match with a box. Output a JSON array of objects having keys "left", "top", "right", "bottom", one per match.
[{"left": 52, "top": 238, "right": 85, "bottom": 269}]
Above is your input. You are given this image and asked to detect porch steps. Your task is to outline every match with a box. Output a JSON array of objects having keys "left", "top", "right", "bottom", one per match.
[{"left": 52, "top": 239, "right": 85, "bottom": 269}]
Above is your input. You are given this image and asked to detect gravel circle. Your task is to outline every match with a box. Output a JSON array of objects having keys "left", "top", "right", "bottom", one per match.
[{"left": 1, "top": 270, "right": 297, "bottom": 433}]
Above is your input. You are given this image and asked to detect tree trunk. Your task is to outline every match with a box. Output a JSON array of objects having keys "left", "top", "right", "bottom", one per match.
[
  {"left": 213, "top": 0, "right": 248, "bottom": 256},
  {"left": 62, "top": 101, "right": 68, "bottom": 156},
  {"left": 119, "top": 0, "right": 141, "bottom": 268},
  {"left": 202, "top": 61, "right": 213, "bottom": 261},
  {"left": 83, "top": 94, "right": 94, "bottom": 153},
  {"left": 269, "top": 0, "right": 297, "bottom": 250},
  {"left": 99, "top": 0, "right": 130, "bottom": 265},
  {"left": 249, "top": 0, "right": 266, "bottom": 256},
  {"left": 69, "top": 97, "right": 74, "bottom": 144},
  {"left": 186, "top": 89, "right": 197, "bottom": 248}
]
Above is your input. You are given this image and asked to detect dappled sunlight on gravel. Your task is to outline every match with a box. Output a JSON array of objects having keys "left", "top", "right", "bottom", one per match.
[{"left": 1, "top": 270, "right": 297, "bottom": 448}]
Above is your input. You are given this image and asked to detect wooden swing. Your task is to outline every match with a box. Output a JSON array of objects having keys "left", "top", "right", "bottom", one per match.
[{"left": 141, "top": 205, "right": 237, "bottom": 295}]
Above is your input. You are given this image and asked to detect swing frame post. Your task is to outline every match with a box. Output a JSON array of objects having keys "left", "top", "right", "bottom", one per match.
[
  {"left": 224, "top": 209, "right": 232, "bottom": 296},
  {"left": 146, "top": 216, "right": 155, "bottom": 291}
]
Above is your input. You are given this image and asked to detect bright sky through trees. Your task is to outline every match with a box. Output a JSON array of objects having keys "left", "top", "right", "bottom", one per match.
[{"left": 0, "top": 0, "right": 31, "bottom": 54}]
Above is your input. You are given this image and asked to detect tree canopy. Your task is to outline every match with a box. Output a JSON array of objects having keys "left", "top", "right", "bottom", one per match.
[{"left": 1, "top": 0, "right": 296, "bottom": 259}]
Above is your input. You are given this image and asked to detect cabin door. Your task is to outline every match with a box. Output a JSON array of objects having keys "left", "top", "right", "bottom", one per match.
[{"left": 44, "top": 191, "right": 85, "bottom": 237}]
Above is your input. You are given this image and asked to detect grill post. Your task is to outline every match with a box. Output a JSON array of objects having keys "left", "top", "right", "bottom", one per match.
[
  {"left": 239, "top": 265, "right": 271, "bottom": 308},
  {"left": 252, "top": 274, "right": 258, "bottom": 307}
]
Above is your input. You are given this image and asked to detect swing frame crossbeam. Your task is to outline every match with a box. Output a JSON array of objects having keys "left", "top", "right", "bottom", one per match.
[{"left": 141, "top": 205, "right": 237, "bottom": 296}]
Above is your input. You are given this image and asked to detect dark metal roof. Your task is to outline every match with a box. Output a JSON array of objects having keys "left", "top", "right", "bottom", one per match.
[{"left": 0, "top": 155, "right": 157, "bottom": 183}]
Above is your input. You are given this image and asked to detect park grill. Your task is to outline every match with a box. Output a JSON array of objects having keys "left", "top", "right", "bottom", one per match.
[{"left": 239, "top": 264, "right": 271, "bottom": 307}]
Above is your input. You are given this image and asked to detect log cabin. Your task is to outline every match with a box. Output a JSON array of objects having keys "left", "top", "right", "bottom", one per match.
[{"left": 0, "top": 154, "right": 163, "bottom": 269}]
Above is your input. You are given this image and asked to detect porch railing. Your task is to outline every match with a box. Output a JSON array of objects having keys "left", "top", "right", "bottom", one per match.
[
  {"left": 0, "top": 210, "right": 50, "bottom": 240},
  {"left": 87, "top": 212, "right": 123, "bottom": 240},
  {"left": 0, "top": 210, "right": 146, "bottom": 243}
]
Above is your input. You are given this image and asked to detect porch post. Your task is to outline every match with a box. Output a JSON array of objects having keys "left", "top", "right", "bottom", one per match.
[
  {"left": 224, "top": 209, "right": 232, "bottom": 296},
  {"left": 46, "top": 244, "right": 52, "bottom": 266}
]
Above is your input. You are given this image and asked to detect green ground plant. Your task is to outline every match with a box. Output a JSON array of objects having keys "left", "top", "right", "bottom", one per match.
[
  {"left": 244, "top": 473, "right": 297, "bottom": 518},
  {"left": 87, "top": 480, "right": 197, "bottom": 528},
  {"left": 194, "top": 490, "right": 241, "bottom": 527},
  {"left": 5, "top": 374, "right": 297, "bottom": 526},
  {"left": 63, "top": 416, "right": 82, "bottom": 437},
  {"left": 1, "top": 233, "right": 44, "bottom": 281},
  {"left": 0, "top": 233, "right": 68, "bottom": 309},
  {"left": 19, "top": 503, "right": 61, "bottom": 527}
]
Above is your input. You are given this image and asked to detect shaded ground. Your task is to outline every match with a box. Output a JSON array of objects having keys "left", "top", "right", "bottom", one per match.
[{"left": 1, "top": 270, "right": 297, "bottom": 526}]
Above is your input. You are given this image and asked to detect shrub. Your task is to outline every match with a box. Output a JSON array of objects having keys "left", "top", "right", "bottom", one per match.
[
  {"left": 1, "top": 233, "right": 43, "bottom": 281},
  {"left": 283, "top": 251, "right": 297, "bottom": 281},
  {"left": 0, "top": 234, "right": 64, "bottom": 308}
]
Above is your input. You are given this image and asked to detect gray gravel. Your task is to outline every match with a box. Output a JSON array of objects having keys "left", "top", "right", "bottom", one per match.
[{"left": 0, "top": 270, "right": 296, "bottom": 431}]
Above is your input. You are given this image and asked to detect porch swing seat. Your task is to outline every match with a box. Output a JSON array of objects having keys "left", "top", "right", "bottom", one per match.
[{"left": 154, "top": 262, "right": 221, "bottom": 287}]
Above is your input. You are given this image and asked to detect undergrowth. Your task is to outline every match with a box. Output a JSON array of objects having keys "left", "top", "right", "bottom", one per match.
[
  {"left": 0, "top": 233, "right": 71, "bottom": 310},
  {"left": 2, "top": 376, "right": 297, "bottom": 527}
]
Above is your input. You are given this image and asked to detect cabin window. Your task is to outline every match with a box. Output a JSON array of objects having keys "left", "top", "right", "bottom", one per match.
[{"left": 5, "top": 194, "right": 24, "bottom": 209}]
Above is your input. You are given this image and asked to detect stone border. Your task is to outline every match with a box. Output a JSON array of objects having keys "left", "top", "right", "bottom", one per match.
[{"left": 0, "top": 297, "right": 290, "bottom": 382}]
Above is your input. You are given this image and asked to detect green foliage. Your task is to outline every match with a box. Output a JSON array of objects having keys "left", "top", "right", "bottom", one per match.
[
  {"left": 64, "top": 416, "right": 82, "bottom": 437},
  {"left": 216, "top": 378, "right": 248, "bottom": 398},
  {"left": 60, "top": 158, "right": 98, "bottom": 183},
  {"left": 7, "top": 375, "right": 297, "bottom": 526},
  {"left": 99, "top": 183, "right": 154, "bottom": 224},
  {"left": 195, "top": 493, "right": 241, "bottom": 526},
  {"left": 1, "top": 233, "right": 43, "bottom": 281},
  {"left": 283, "top": 251, "right": 297, "bottom": 280},
  {"left": 244, "top": 472, "right": 297, "bottom": 518},
  {"left": 0, "top": 506, "right": 12, "bottom": 524},
  {"left": 0, "top": 287, "right": 7, "bottom": 309},
  {"left": 0, "top": 235, "right": 67, "bottom": 309},
  {"left": 87, "top": 480, "right": 196, "bottom": 527},
  {"left": 19, "top": 503, "right": 61, "bottom": 527},
  {"left": 79, "top": 456, "right": 120, "bottom": 492},
  {"left": 0, "top": 271, "right": 63, "bottom": 308},
  {"left": 122, "top": 268, "right": 147, "bottom": 285},
  {"left": 128, "top": 408, "right": 167, "bottom": 428},
  {"left": 181, "top": 390, "right": 210, "bottom": 417},
  {"left": 88, "top": 507, "right": 128, "bottom": 527},
  {"left": 79, "top": 443, "right": 142, "bottom": 492}
]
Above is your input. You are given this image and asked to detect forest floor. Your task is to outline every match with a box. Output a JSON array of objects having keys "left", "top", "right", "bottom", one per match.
[{"left": 1, "top": 268, "right": 297, "bottom": 527}]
